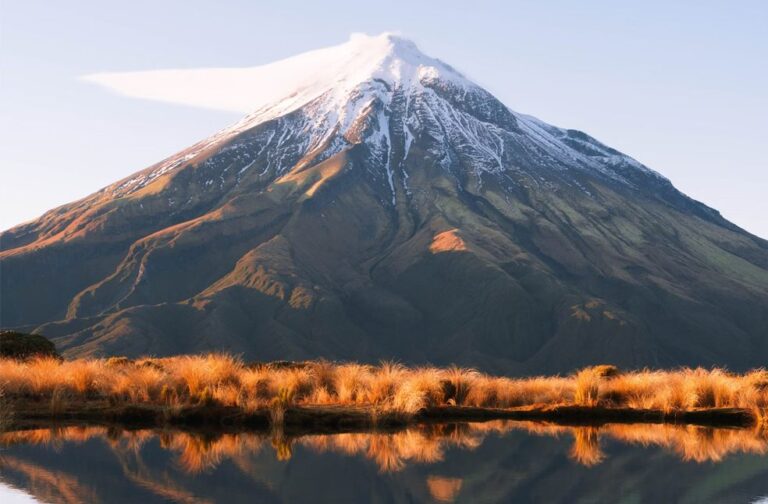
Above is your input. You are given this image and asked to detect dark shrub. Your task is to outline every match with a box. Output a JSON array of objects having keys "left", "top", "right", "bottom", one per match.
[{"left": 0, "top": 331, "right": 60, "bottom": 360}]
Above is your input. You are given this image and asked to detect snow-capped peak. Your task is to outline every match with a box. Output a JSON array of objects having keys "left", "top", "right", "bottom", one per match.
[
  {"left": 340, "top": 32, "right": 467, "bottom": 88},
  {"left": 231, "top": 32, "right": 472, "bottom": 129},
  {"left": 99, "top": 33, "right": 665, "bottom": 201}
]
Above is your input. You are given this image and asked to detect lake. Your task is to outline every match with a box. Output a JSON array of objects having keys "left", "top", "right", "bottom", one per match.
[{"left": 1, "top": 421, "right": 768, "bottom": 503}]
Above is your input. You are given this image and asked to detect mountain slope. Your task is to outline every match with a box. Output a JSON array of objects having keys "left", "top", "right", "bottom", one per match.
[{"left": 2, "top": 33, "right": 767, "bottom": 373}]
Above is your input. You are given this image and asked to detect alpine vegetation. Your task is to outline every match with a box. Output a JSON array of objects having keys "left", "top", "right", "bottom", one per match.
[{"left": 0, "top": 355, "right": 766, "bottom": 428}]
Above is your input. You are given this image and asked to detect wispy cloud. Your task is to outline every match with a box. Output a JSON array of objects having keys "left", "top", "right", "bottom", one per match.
[
  {"left": 78, "top": 33, "right": 420, "bottom": 116},
  {"left": 78, "top": 33, "right": 377, "bottom": 114},
  {"left": 80, "top": 66, "right": 295, "bottom": 114}
]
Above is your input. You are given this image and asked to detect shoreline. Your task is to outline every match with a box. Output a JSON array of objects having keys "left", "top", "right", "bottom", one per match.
[
  {"left": 3, "top": 399, "right": 756, "bottom": 434},
  {"left": 2, "top": 356, "right": 767, "bottom": 436}
]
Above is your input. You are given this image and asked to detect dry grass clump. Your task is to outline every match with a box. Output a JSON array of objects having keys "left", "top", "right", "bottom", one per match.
[
  {"left": 573, "top": 368, "right": 604, "bottom": 407},
  {"left": 2, "top": 355, "right": 768, "bottom": 424},
  {"left": 165, "top": 354, "right": 242, "bottom": 397},
  {"left": 391, "top": 369, "right": 444, "bottom": 412}
]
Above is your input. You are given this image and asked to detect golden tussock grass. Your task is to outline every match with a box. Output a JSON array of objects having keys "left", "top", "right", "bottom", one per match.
[{"left": 2, "top": 357, "right": 768, "bottom": 423}]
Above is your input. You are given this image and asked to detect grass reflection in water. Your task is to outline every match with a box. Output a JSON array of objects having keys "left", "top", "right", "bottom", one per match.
[{"left": 2, "top": 420, "right": 767, "bottom": 475}]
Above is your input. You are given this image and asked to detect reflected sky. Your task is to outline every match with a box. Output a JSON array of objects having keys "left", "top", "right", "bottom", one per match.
[
  {"left": 0, "top": 483, "right": 37, "bottom": 503},
  {"left": 2, "top": 421, "right": 768, "bottom": 503}
]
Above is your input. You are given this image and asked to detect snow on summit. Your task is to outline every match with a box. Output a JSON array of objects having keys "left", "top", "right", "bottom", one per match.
[{"left": 87, "top": 32, "right": 665, "bottom": 201}]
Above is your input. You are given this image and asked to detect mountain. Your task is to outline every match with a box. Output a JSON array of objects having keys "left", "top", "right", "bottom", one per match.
[{"left": 2, "top": 33, "right": 767, "bottom": 373}]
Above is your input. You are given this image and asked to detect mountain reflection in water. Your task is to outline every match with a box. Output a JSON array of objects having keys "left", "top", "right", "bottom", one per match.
[{"left": 2, "top": 421, "right": 768, "bottom": 503}]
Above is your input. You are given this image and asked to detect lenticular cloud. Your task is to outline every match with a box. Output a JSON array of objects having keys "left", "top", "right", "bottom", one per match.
[{"left": 79, "top": 32, "right": 433, "bottom": 114}]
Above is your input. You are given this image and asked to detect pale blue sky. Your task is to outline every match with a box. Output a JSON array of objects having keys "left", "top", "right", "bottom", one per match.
[{"left": 1, "top": 0, "right": 766, "bottom": 237}]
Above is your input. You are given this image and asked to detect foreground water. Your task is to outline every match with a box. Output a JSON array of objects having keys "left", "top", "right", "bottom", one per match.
[{"left": 1, "top": 421, "right": 768, "bottom": 503}]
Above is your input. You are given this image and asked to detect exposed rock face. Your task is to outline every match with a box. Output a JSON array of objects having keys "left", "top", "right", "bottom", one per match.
[{"left": 2, "top": 34, "right": 767, "bottom": 372}]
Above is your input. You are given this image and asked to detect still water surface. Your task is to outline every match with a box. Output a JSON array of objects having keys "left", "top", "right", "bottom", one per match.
[{"left": 2, "top": 421, "right": 768, "bottom": 503}]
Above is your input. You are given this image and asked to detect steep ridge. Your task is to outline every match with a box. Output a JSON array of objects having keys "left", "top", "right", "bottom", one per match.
[{"left": 2, "top": 33, "right": 767, "bottom": 373}]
